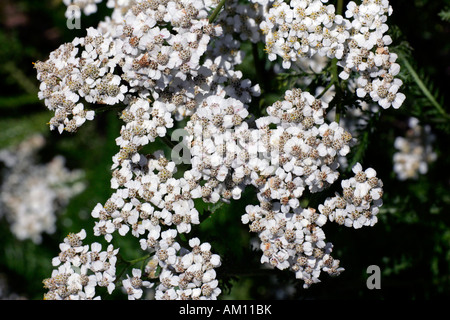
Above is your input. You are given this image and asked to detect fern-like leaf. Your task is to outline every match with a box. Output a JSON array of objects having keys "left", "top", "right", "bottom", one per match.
[{"left": 438, "top": 7, "right": 450, "bottom": 22}]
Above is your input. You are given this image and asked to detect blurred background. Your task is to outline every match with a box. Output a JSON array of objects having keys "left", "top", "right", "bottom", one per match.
[{"left": 0, "top": 0, "right": 449, "bottom": 300}]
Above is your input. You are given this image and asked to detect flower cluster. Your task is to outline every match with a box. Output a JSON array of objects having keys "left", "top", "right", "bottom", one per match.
[
  {"left": 92, "top": 145, "right": 224, "bottom": 299},
  {"left": 186, "top": 87, "right": 352, "bottom": 205},
  {"left": 0, "top": 134, "right": 85, "bottom": 244},
  {"left": 242, "top": 160, "right": 383, "bottom": 288},
  {"left": 257, "top": 0, "right": 405, "bottom": 109},
  {"left": 319, "top": 162, "right": 383, "bottom": 229},
  {"left": 43, "top": 230, "right": 119, "bottom": 300},
  {"left": 242, "top": 204, "right": 339, "bottom": 288},
  {"left": 37, "top": 0, "right": 399, "bottom": 299},
  {"left": 393, "top": 117, "right": 437, "bottom": 180},
  {"left": 259, "top": 0, "right": 350, "bottom": 65},
  {"left": 150, "top": 237, "right": 222, "bottom": 300},
  {"left": 239, "top": 87, "right": 379, "bottom": 284}
]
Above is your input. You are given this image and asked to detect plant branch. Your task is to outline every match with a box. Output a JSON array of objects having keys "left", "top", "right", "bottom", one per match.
[
  {"left": 209, "top": 0, "right": 226, "bottom": 24},
  {"left": 252, "top": 42, "right": 264, "bottom": 89},
  {"left": 399, "top": 54, "right": 449, "bottom": 120},
  {"left": 330, "top": 58, "right": 343, "bottom": 123},
  {"left": 115, "top": 253, "right": 151, "bottom": 282},
  {"left": 327, "top": 0, "right": 346, "bottom": 123},
  {"left": 337, "top": 0, "right": 345, "bottom": 16},
  {"left": 123, "top": 254, "right": 151, "bottom": 265},
  {"left": 316, "top": 81, "right": 335, "bottom": 100}
]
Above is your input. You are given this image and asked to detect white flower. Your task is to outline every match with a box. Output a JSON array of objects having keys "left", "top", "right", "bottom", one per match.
[
  {"left": 123, "top": 268, "right": 153, "bottom": 300},
  {"left": 93, "top": 220, "right": 115, "bottom": 242}
]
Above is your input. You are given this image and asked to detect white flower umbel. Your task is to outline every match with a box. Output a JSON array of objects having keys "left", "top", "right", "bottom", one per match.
[
  {"left": 256, "top": 0, "right": 405, "bottom": 110},
  {"left": 0, "top": 134, "right": 85, "bottom": 244},
  {"left": 393, "top": 117, "right": 437, "bottom": 180},
  {"left": 152, "top": 236, "right": 222, "bottom": 300},
  {"left": 38, "top": 0, "right": 395, "bottom": 298},
  {"left": 44, "top": 230, "right": 119, "bottom": 300},
  {"left": 318, "top": 162, "right": 384, "bottom": 229},
  {"left": 240, "top": 88, "right": 358, "bottom": 288}
]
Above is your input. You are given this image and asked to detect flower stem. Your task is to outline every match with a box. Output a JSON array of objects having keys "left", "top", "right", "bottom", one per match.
[
  {"left": 209, "top": 0, "right": 226, "bottom": 24},
  {"left": 116, "top": 253, "right": 151, "bottom": 282},
  {"left": 124, "top": 254, "right": 151, "bottom": 265},
  {"left": 337, "top": 0, "right": 345, "bottom": 16},
  {"left": 315, "top": 81, "right": 334, "bottom": 100},
  {"left": 399, "top": 54, "right": 450, "bottom": 120},
  {"left": 331, "top": 58, "right": 343, "bottom": 123},
  {"left": 331, "top": 0, "right": 345, "bottom": 123}
]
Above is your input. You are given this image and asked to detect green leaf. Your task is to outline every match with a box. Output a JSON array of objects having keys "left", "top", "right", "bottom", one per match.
[{"left": 438, "top": 7, "right": 450, "bottom": 21}]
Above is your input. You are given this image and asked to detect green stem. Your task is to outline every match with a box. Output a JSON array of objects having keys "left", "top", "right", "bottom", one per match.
[
  {"left": 124, "top": 254, "right": 151, "bottom": 265},
  {"left": 399, "top": 54, "right": 449, "bottom": 120},
  {"left": 337, "top": 0, "right": 344, "bottom": 16},
  {"left": 331, "top": 58, "right": 343, "bottom": 123},
  {"left": 252, "top": 42, "right": 264, "bottom": 88},
  {"left": 92, "top": 102, "right": 127, "bottom": 114},
  {"left": 115, "top": 254, "right": 151, "bottom": 282},
  {"left": 276, "top": 71, "right": 313, "bottom": 79},
  {"left": 162, "top": 135, "right": 177, "bottom": 149},
  {"left": 335, "top": 111, "right": 341, "bottom": 125},
  {"left": 331, "top": 0, "right": 346, "bottom": 123},
  {"left": 315, "top": 81, "right": 334, "bottom": 100},
  {"left": 209, "top": 0, "right": 226, "bottom": 24}
]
